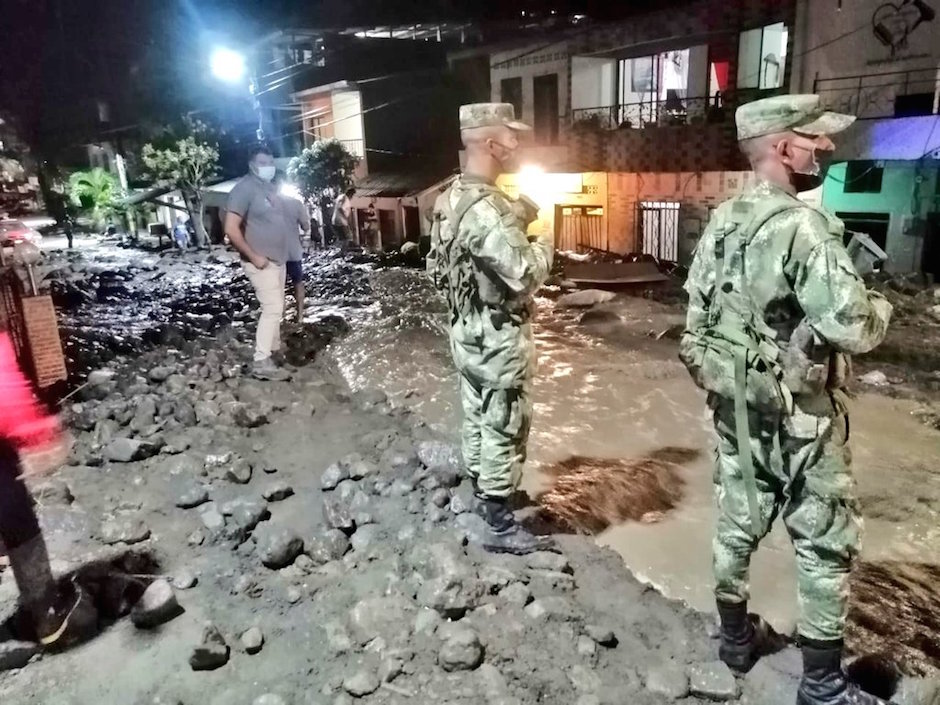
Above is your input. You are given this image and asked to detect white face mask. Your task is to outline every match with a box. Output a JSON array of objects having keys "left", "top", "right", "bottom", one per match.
[{"left": 254, "top": 164, "right": 276, "bottom": 182}]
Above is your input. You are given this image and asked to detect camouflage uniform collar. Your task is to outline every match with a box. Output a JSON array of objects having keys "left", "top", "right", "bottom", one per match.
[
  {"left": 751, "top": 179, "right": 799, "bottom": 201},
  {"left": 749, "top": 179, "right": 843, "bottom": 231},
  {"left": 459, "top": 173, "right": 498, "bottom": 187}
]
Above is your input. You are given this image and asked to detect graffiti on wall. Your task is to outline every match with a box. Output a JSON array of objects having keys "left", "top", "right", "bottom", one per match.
[{"left": 872, "top": 0, "right": 936, "bottom": 57}]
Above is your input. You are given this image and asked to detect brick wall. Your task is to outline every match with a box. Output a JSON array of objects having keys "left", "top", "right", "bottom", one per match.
[
  {"left": 605, "top": 169, "right": 758, "bottom": 261},
  {"left": 570, "top": 123, "right": 749, "bottom": 173}
]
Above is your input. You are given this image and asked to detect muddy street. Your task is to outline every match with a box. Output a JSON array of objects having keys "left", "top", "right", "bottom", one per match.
[
  {"left": 334, "top": 265, "right": 940, "bottom": 650},
  {"left": 0, "top": 243, "right": 937, "bottom": 704}
]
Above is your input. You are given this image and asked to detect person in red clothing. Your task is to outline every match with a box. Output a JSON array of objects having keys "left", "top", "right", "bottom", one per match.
[{"left": 0, "top": 328, "right": 88, "bottom": 647}]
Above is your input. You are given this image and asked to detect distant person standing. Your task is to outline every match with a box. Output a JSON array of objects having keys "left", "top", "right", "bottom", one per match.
[
  {"left": 308, "top": 207, "right": 323, "bottom": 252},
  {"left": 284, "top": 195, "right": 311, "bottom": 322},
  {"left": 224, "top": 145, "right": 293, "bottom": 382},
  {"left": 331, "top": 187, "right": 355, "bottom": 243},
  {"left": 173, "top": 215, "right": 190, "bottom": 251},
  {"left": 63, "top": 214, "right": 74, "bottom": 250}
]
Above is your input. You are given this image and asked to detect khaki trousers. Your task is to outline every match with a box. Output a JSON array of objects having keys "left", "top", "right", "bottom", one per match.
[{"left": 243, "top": 261, "right": 286, "bottom": 362}]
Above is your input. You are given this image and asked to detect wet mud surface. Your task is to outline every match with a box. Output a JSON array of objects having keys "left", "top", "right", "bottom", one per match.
[
  {"left": 0, "top": 243, "right": 935, "bottom": 704},
  {"left": 331, "top": 264, "right": 940, "bottom": 677}
]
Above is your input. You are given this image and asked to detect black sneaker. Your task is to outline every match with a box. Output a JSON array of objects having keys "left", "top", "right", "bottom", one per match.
[{"left": 36, "top": 582, "right": 97, "bottom": 649}]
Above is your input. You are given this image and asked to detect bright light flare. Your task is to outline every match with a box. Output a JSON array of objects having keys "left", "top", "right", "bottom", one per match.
[
  {"left": 210, "top": 48, "right": 246, "bottom": 83},
  {"left": 279, "top": 183, "right": 302, "bottom": 200},
  {"left": 517, "top": 165, "right": 548, "bottom": 209}
]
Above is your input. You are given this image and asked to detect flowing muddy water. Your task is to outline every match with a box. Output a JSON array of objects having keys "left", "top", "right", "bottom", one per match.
[{"left": 332, "top": 267, "right": 940, "bottom": 638}]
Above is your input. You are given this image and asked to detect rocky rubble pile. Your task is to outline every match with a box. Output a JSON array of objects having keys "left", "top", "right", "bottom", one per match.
[
  {"left": 854, "top": 277, "right": 940, "bottom": 400},
  {"left": 42, "top": 246, "right": 371, "bottom": 382}
]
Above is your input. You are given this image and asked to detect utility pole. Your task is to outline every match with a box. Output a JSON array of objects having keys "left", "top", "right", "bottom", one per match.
[{"left": 250, "top": 74, "right": 265, "bottom": 142}]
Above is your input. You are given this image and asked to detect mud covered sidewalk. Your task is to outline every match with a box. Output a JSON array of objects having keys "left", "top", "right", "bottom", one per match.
[{"left": 0, "top": 246, "right": 937, "bottom": 705}]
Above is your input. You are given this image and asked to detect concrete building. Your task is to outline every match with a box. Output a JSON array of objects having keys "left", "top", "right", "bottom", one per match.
[
  {"left": 791, "top": 0, "right": 940, "bottom": 277},
  {"left": 249, "top": 29, "right": 465, "bottom": 249},
  {"left": 450, "top": 0, "right": 939, "bottom": 274},
  {"left": 450, "top": 0, "right": 799, "bottom": 265},
  {"left": 346, "top": 172, "right": 455, "bottom": 251}
]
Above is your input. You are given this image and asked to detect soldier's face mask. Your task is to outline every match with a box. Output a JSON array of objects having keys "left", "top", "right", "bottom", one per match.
[
  {"left": 488, "top": 134, "right": 520, "bottom": 170},
  {"left": 785, "top": 135, "right": 835, "bottom": 192}
]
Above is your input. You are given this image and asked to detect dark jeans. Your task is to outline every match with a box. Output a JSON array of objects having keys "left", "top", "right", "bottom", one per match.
[
  {"left": 286, "top": 260, "right": 303, "bottom": 286},
  {"left": 0, "top": 441, "right": 41, "bottom": 551}
]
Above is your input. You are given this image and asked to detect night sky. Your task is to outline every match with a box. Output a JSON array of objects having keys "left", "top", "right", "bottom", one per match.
[{"left": 0, "top": 0, "right": 694, "bottom": 157}]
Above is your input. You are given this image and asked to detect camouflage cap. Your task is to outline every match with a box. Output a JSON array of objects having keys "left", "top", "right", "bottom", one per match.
[
  {"left": 459, "top": 103, "right": 531, "bottom": 132},
  {"left": 735, "top": 94, "right": 855, "bottom": 141}
]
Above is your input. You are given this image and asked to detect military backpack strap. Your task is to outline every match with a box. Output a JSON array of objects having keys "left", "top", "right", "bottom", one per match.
[
  {"left": 427, "top": 186, "right": 497, "bottom": 295},
  {"left": 451, "top": 187, "right": 498, "bottom": 233},
  {"left": 712, "top": 196, "right": 805, "bottom": 538}
]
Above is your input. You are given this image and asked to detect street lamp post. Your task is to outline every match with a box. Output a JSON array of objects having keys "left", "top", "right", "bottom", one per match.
[{"left": 210, "top": 47, "right": 265, "bottom": 142}]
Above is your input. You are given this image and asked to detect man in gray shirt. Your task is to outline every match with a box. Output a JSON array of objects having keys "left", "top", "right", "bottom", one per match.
[{"left": 224, "top": 145, "right": 295, "bottom": 381}]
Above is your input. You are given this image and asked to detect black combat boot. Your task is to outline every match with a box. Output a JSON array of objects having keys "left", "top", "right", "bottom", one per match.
[
  {"left": 717, "top": 600, "right": 778, "bottom": 674},
  {"left": 477, "top": 495, "right": 556, "bottom": 555},
  {"left": 798, "top": 640, "right": 897, "bottom": 705}
]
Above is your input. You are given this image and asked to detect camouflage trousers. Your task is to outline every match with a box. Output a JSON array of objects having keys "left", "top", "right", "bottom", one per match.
[
  {"left": 458, "top": 373, "right": 533, "bottom": 498},
  {"left": 711, "top": 396, "right": 861, "bottom": 642}
]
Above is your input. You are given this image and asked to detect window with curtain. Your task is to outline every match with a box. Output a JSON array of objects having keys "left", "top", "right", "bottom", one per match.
[{"left": 737, "top": 22, "right": 788, "bottom": 90}]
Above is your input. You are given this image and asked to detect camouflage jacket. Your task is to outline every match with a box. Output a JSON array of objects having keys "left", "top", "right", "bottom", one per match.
[
  {"left": 427, "top": 174, "right": 554, "bottom": 388},
  {"left": 682, "top": 181, "right": 892, "bottom": 413}
]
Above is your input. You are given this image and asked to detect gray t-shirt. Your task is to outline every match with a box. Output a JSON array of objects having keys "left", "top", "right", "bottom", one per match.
[
  {"left": 226, "top": 174, "right": 295, "bottom": 263},
  {"left": 284, "top": 197, "right": 310, "bottom": 262}
]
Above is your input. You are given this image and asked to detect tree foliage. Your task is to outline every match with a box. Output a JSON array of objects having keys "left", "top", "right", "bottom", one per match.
[
  {"left": 141, "top": 120, "right": 220, "bottom": 194},
  {"left": 287, "top": 139, "right": 360, "bottom": 212},
  {"left": 141, "top": 119, "right": 220, "bottom": 246},
  {"left": 68, "top": 168, "right": 120, "bottom": 228}
]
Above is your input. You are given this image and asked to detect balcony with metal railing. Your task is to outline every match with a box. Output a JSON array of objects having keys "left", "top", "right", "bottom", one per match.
[
  {"left": 337, "top": 138, "right": 365, "bottom": 158},
  {"left": 570, "top": 94, "right": 729, "bottom": 131},
  {"left": 814, "top": 67, "right": 940, "bottom": 120}
]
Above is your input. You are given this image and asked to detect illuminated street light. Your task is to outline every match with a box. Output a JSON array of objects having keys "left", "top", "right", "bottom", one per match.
[
  {"left": 210, "top": 48, "right": 247, "bottom": 83},
  {"left": 210, "top": 46, "right": 265, "bottom": 141}
]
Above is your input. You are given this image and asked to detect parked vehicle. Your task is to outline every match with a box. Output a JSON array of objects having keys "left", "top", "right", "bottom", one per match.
[{"left": 0, "top": 220, "right": 42, "bottom": 247}]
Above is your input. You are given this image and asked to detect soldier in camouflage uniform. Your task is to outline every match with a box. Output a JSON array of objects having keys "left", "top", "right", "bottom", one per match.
[
  {"left": 679, "top": 95, "right": 895, "bottom": 705},
  {"left": 427, "top": 103, "right": 555, "bottom": 555}
]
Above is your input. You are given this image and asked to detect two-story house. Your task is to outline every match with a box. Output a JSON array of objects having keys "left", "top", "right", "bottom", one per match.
[
  {"left": 251, "top": 29, "right": 464, "bottom": 250},
  {"left": 449, "top": 0, "right": 798, "bottom": 265},
  {"left": 792, "top": 0, "right": 940, "bottom": 276}
]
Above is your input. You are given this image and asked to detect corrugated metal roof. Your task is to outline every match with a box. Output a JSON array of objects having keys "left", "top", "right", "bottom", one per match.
[{"left": 354, "top": 170, "right": 456, "bottom": 199}]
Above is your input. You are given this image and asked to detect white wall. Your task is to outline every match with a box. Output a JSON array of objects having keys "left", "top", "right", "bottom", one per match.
[
  {"left": 490, "top": 41, "right": 570, "bottom": 124},
  {"left": 331, "top": 90, "right": 364, "bottom": 147},
  {"left": 791, "top": 0, "right": 940, "bottom": 104},
  {"left": 571, "top": 57, "right": 616, "bottom": 110}
]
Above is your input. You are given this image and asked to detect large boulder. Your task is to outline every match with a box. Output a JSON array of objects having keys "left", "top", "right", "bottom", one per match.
[
  {"left": 131, "top": 580, "right": 183, "bottom": 628},
  {"left": 254, "top": 524, "right": 303, "bottom": 569},
  {"left": 105, "top": 438, "right": 158, "bottom": 463},
  {"left": 438, "top": 622, "right": 484, "bottom": 672}
]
